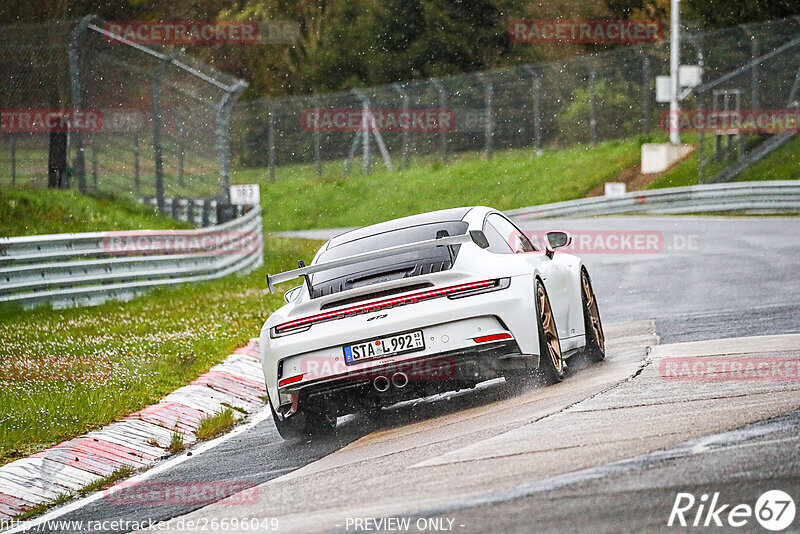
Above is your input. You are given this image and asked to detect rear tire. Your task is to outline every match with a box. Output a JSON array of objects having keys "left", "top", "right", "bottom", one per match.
[
  {"left": 533, "top": 279, "right": 565, "bottom": 385},
  {"left": 269, "top": 401, "right": 336, "bottom": 440},
  {"left": 580, "top": 268, "right": 605, "bottom": 363}
]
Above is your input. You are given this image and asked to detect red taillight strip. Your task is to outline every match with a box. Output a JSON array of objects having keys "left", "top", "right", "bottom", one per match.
[
  {"left": 473, "top": 333, "right": 513, "bottom": 343},
  {"left": 278, "top": 374, "right": 304, "bottom": 387},
  {"left": 275, "top": 279, "right": 497, "bottom": 333}
]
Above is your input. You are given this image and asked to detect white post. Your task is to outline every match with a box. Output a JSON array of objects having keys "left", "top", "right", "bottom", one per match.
[{"left": 670, "top": 0, "right": 681, "bottom": 144}]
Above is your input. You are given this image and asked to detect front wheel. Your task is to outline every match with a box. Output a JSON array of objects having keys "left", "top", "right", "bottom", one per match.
[
  {"left": 580, "top": 268, "right": 605, "bottom": 362},
  {"left": 533, "top": 279, "right": 565, "bottom": 385}
]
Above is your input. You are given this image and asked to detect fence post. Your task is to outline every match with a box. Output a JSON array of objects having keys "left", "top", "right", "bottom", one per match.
[
  {"left": 216, "top": 80, "right": 248, "bottom": 204},
  {"left": 750, "top": 33, "right": 760, "bottom": 109},
  {"left": 641, "top": 50, "right": 651, "bottom": 135},
  {"left": 68, "top": 15, "right": 94, "bottom": 194},
  {"left": 349, "top": 89, "right": 373, "bottom": 174},
  {"left": 478, "top": 74, "right": 494, "bottom": 159},
  {"left": 90, "top": 136, "right": 98, "bottom": 189},
  {"left": 430, "top": 78, "right": 448, "bottom": 164},
  {"left": 589, "top": 66, "right": 598, "bottom": 145},
  {"left": 10, "top": 135, "right": 16, "bottom": 185},
  {"left": 177, "top": 119, "right": 186, "bottom": 187},
  {"left": 268, "top": 108, "right": 276, "bottom": 182},
  {"left": 697, "top": 91, "right": 707, "bottom": 183},
  {"left": 392, "top": 83, "right": 410, "bottom": 169},
  {"left": 523, "top": 66, "right": 542, "bottom": 155},
  {"left": 133, "top": 130, "right": 140, "bottom": 190},
  {"left": 152, "top": 50, "right": 179, "bottom": 214},
  {"left": 313, "top": 96, "right": 322, "bottom": 175}
]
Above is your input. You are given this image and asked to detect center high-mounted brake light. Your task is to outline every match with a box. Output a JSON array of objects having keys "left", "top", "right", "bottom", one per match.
[{"left": 273, "top": 279, "right": 506, "bottom": 335}]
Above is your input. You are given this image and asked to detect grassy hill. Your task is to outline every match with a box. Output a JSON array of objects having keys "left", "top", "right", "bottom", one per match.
[
  {"left": 233, "top": 137, "right": 646, "bottom": 231},
  {"left": 0, "top": 188, "right": 187, "bottom": 237}
]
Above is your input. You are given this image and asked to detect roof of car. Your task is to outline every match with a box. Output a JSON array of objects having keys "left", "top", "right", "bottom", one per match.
[{"left": 327, "top": 207, "right": 475, "bottom": 249}]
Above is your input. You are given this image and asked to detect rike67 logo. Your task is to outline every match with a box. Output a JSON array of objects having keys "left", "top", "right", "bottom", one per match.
[{"left": 669, "top": 490, "right": 796, "bottom": 531}]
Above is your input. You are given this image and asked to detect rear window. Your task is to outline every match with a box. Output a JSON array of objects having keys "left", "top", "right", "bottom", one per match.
[{"left": 310, "top": 221, "right": 468, "bottom": 297}]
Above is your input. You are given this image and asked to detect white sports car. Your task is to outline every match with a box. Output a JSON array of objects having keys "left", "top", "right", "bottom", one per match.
[{"left": 260, "top": 207, "right": 604, "bottom": 439}]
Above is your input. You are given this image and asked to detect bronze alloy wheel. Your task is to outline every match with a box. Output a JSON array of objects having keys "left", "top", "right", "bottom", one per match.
[
  {"left": 536, "top": 281, "right": 564, "bottom": 381},
  {"left": 581, "top": 269, "right": 605, "bottom": 361}
]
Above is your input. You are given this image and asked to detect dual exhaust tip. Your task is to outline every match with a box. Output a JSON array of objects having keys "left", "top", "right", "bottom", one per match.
[{"left": 373, "top": 372, "right": 408, "bottom": 392}]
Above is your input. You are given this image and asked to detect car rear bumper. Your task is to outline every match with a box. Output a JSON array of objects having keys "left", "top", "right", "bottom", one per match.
[{"left": 273, "top": 339, "right": 538, "bottom": 420}]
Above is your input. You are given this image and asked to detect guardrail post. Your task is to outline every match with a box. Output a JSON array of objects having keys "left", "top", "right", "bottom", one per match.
[
  {"left": 68, "top": 15, "right": 94, "bottom": 194},
  {"left": 216, "top": 79, "right": 248, "bottom": 204},
  {"left": 430, "top": 78, "right": 449, "bottom": 164},
  {"left": 202, "top": 199, "right": 211, "bottom": 227},
  {"left": 153, "top": 50, "right": 179, "bottom": 214},
  {"left": 268, "top": 108, "right": 276, "bottom": 182},
  {"left": 392, "top": 83, "right": 410, "bottom": 169}
]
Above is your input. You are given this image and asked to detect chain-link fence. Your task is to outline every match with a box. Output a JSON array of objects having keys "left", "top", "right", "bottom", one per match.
[
  {"left": 4, "top": 15, "right": 800, "bottom": 203},
  {"left": 691, "top": 32, "right": 800, "bottom": 182},
  {"left": 1, "top": 16, "right": 247, "bottom": 214},
  {"left": 232, "top": 16, "right": 800, "bottom": 180}
]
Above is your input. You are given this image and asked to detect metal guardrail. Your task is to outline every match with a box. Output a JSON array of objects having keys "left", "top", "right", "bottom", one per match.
[
  {"left": 506, "top": 181, "right": 800, "bottom": 220},
  {"left": 0, "top": 207, "right": 263, "bottom": 309}
]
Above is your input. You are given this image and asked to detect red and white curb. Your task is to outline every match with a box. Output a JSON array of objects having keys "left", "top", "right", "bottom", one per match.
[{"left": 0, "top": 340, "right": 264, "bottom": 520}]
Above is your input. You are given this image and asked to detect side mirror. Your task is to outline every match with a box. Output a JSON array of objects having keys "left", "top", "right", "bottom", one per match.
[
  {"left": 545, "top": 231, "right": 572, "bottom": 258},
  {"left": 284, "top": 285, "right": 303, "bottom": 304}
]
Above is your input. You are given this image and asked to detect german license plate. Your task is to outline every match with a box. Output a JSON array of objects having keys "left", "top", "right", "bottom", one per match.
[{"left": 343, "top": 330, "right": 425, "bottom": 364}]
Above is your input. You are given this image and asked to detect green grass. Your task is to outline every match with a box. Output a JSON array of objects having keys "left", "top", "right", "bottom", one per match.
[
  {"left": 0, "top": 235, "right": 320, "bottom": 465},
  {"left": 647, "top": 133, "right": 800, "bottom": 189},
  {"left": 196, "top": 407, "right": 237, "bottom": 441},
  {"left": 167, "top": 432, "right": 186, "bottom": 455},
  {"left": 232, "top": 137, "right": 646, "bottom": 231},
  {"left": 0, "top": 188, "right": 188, "bottom": 237},
  {"left": 736, "top": 134, "right": 800, "bottom": 182},
  {"left": 646, "top": 151, "right": 700, "bottom": 189}
]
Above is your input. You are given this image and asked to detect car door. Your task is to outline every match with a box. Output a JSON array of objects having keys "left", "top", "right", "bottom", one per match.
[{"left": 483, "top": 214, "right": 573, "bottom": 340}]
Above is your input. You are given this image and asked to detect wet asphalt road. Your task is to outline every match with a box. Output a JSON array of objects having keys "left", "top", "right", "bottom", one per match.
[
  {"left": 425, "top": 410, "right": 800, "bottom": 534},
  {"left": 23, "top": 216, "right": 800, "bottom": 533}
]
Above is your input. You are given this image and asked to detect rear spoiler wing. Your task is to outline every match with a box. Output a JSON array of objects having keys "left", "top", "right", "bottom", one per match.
[{"left": 266, "top": 232, "right": 484, "bottom": 293}]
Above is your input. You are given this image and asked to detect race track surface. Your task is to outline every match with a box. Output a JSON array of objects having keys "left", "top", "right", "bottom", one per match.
[{"left": 15, "top": 216, "right": 800, "bottom": 534}]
